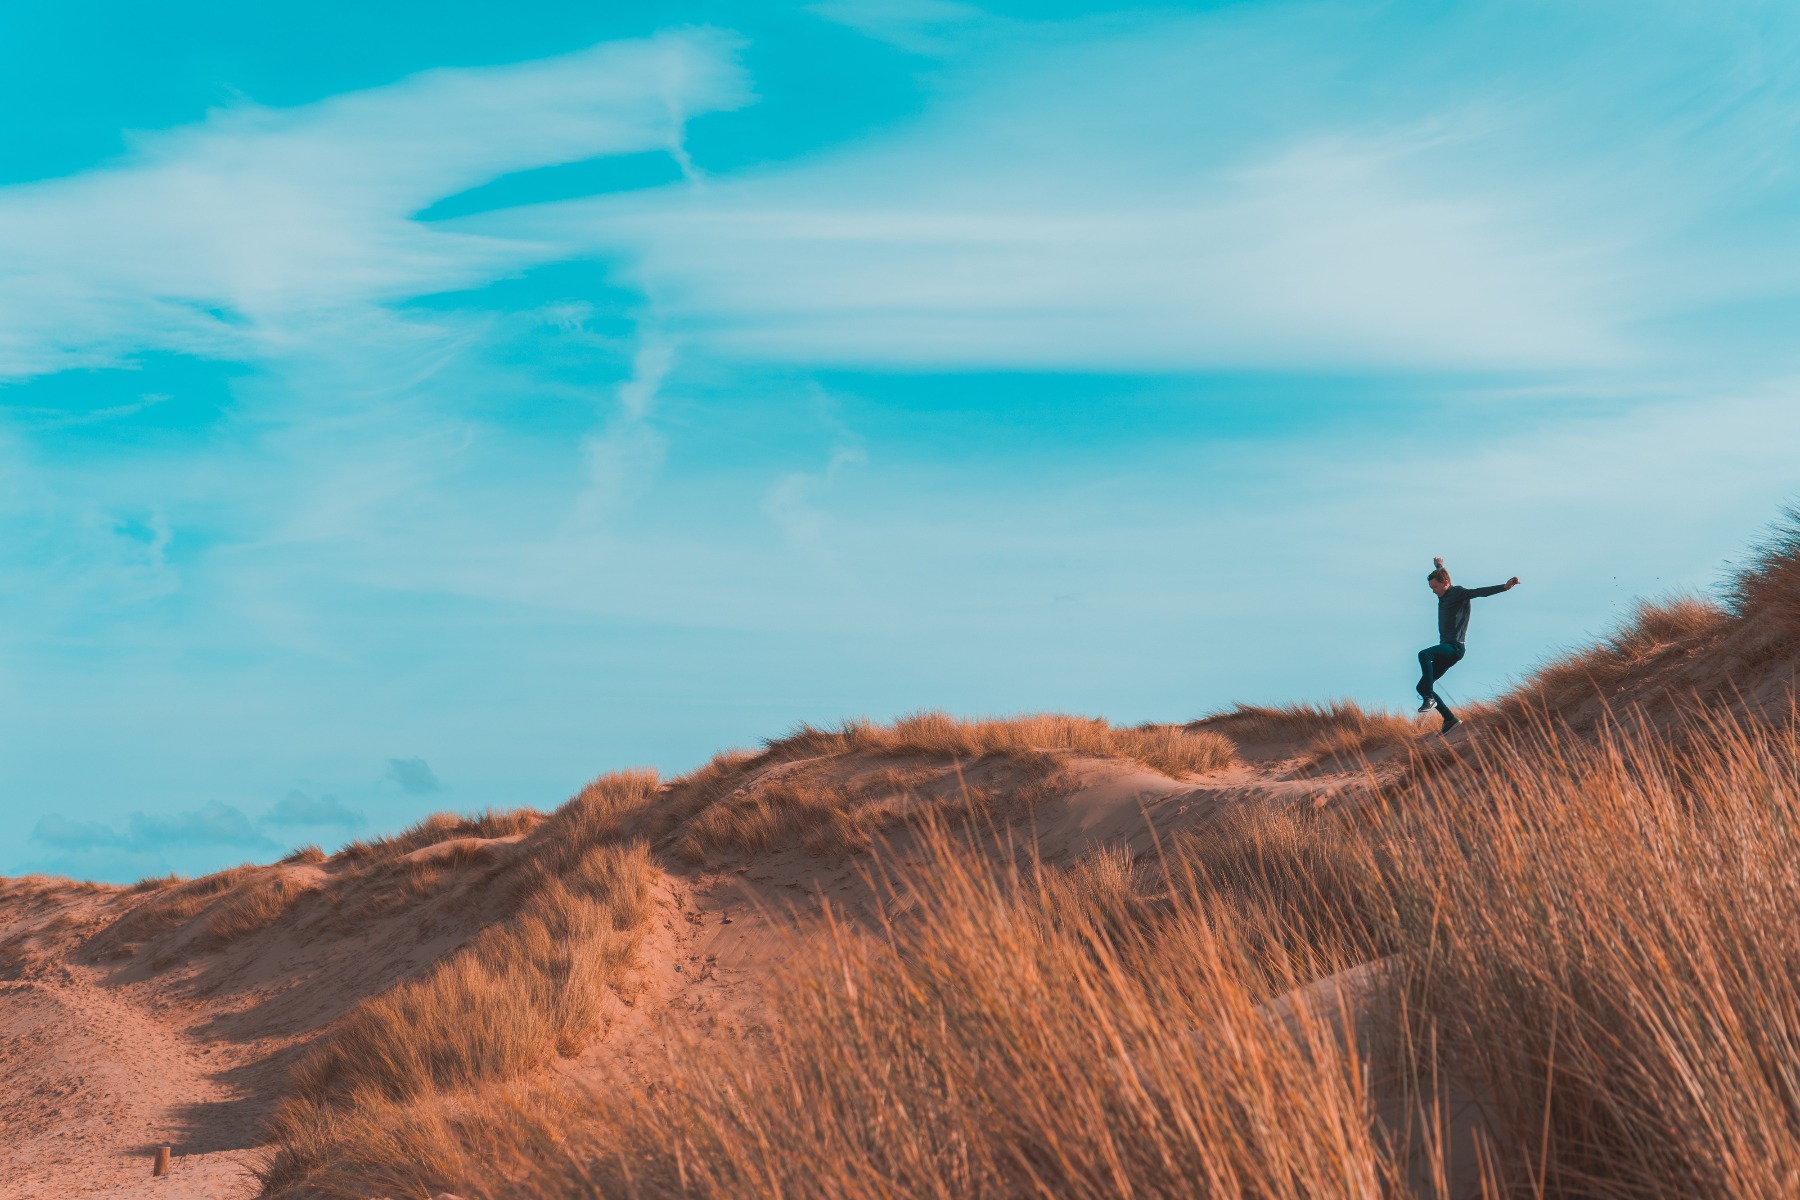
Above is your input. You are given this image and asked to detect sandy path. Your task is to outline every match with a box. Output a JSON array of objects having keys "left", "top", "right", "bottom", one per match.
[{"left": 0, "top": 964, "right": 262, "bottom": 1199}]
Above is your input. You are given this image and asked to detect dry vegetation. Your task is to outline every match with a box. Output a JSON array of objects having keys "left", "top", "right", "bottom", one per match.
[
  {"left": 335, "top": 807, "right": 545, "bottom": 865},
  {"left": 550, "top": 823, "right": 1395, "bottom": 1200},
  {"left": 672, "top": 766, "right": 936, "bottom": 862},
  {"left": 669, "top": 760, "right": 1078, "bottom": 864},
  {"left": 1195, "top": 700, "right": 1432, "bottom": 767},
  {"left": 1493, "top": 594, "right": 1728, "bottom": 723},
  {"left": 203, "top": 870, "right": 317, "bottom": 946},
  {"left": 261, "top": 773, "right": 663, "bottom": 1197},
  {"left": 269, "top": 819, "right": 1400, "bottom": 1200},
  {"left": 1383, "top": 710, "right": 1800, "bottom": 1197},
  {"left": 1489, "top": 511, "right": 1800, "bottom": 731},
  {"left": 289, "top": 697, "right": 1800, "bottom": 1200},
  {"left": 759, "top": 710, "right": 1237, "bottom": 778},
  {"left": 89, "top": 865, "right": 258, "bottom": 957}
]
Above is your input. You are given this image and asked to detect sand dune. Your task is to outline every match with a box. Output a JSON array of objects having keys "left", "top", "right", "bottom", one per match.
[
  {"left": 0, "top": 715, "right": 1397, "bottom": 1199},
  {"left": 7, "top": 523, "right": 1800, "bottom": 1198}
]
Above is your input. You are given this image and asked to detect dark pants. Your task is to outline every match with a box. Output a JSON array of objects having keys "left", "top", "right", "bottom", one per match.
[{"left": 1417, "top": 641, "right": 1465, "bottom": 720}]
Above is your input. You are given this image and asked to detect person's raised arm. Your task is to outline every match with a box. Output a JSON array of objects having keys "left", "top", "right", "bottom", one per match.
[{"left": 1469, "top": 576, "right": 1521, "bottom": 598}]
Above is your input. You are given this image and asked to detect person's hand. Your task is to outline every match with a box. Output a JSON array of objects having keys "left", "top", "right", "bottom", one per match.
[
  {"left": 1433, "top": 556, "right": 1444, "bottom": 568},
  {"left": 1507, "top": 576, "right": 1521, "bottom": 588}
]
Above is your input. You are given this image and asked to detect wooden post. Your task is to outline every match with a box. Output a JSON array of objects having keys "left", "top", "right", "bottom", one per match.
[{"left": 152, "top": 1146, "right": 171, "bottom": 1177}]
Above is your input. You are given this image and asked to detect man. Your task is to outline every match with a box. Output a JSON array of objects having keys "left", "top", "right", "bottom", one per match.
[{"left": 1418, "top": 556, "right": 1520, "bottom": 734}]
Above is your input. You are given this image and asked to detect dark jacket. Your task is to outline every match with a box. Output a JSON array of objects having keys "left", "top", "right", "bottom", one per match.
[{"left": 1437, "top": 583, "right": 1508, "bottom": 645}]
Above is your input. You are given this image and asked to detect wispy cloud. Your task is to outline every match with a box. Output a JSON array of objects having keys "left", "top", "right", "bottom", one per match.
[
  {"left": 808, "top": 0, "right": 987, "bottom": 55},
  {"left": 478, "top": 2, "right": 1800, "bottom": 375},
  {"left": 573, "top": 336, "right": 676, "bottom": 528},
  {"left": 0, "top": 30, "right": 749, "bottom": 381}
]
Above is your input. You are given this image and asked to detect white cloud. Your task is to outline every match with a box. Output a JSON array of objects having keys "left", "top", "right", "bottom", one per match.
[
  {"left": 472, "top": 2, "right": 1800, "bottom": 374},
  {"left": 573, "top": 335, "right": 675, "bottom": 528},
  {"left": 0, "top": 30, "right": 750, "bottom": 380},
  {"left": 808, "top": 0, "right": 987, "bottom": 55}
]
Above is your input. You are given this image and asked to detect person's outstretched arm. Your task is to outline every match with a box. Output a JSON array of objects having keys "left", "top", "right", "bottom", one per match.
[{"left": 1468, "top": 576, "right": 1521, "bottom": 598}]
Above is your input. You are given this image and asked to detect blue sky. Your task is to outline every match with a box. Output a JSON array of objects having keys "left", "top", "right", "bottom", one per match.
[{"left": 5, "top": 0, "right": 1800, "bottom": 880}]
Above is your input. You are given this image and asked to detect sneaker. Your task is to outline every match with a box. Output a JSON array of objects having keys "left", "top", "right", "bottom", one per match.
[
  {"left": 1441, "top": 713, "right": 1460, "bottom": 735},
  {"left": 1417, "top": 698, "right": 1437, "bottom": 713}
]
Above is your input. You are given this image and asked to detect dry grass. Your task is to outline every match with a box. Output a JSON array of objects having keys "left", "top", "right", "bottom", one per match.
[
  {"left": 287, "top": 849, "right": 651, "bottom": 1106},
  {"left": 676, "top": 773, "right": 900, "bottom": 863},
  {"left": 1496, "top": 595, "right": 1728, "bottom": 722},
  {"left": 671, "top": 763, "right": 1032, "bottom": 863},
  {"left": 252, "top": 1085, "right": 576, "bottom": 1200},
  {"left": 335, "top": 807, "right": 546, "bottom": 865},
  {"left": 279, "top": 844, "right": 327, "bottom": 865},
  {"left": 234, "top": 510, "right": 1800, "bottom": 1198},
  {"left": 1167, "top": 803, "right": 1391, "bottom": 978},
  {"left": 90, "top": 865, "right": 257, "bottom": 954},
  {"left": 1724, "top": 504, "right": 1800, "bottom": 630},
  {"left": 203, "top": 870, "right": 316, "bottom": 946},
  {"left": 762, "top": 710, "right": 1236, "bottom": 778},
  {"left": 324, "top": 845, "right": 502, "bottom": 927},
  {"left": 1378, "top": 707, "right": 1800, "bottom": 1196},
  {"left": 1196, "top": 700, "right": 1430, "bottom": 765},
  {"left": 506, "top": 769, "right": 662, "bottom": 895},
  {"left": 262, "top": 773, "right": 663, "bottom": 1197},
  {"left": 341, "top": 826, "right": 1401, "bottom": 1200},
  {"left": 646, "top": 750, "right": 760, "bottom": 840},
  {"left": 280, "top": 695, "right": 1800, "bottom": 1200}
]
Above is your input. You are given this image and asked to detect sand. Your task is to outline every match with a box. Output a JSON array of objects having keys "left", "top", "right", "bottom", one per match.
[{"left": 0, "top": 721, "right": 1406, "bottom": 1199}]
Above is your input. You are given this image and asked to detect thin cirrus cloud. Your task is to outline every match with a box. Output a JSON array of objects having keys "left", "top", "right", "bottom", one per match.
[
  {"left": 476, "top": 1, "right": 1800, "bottom": 377},
  {"left": 0, "top": 29, "right": 750, "bottom": 383},
  {"left": 806, "top": 0, "right": 987, "bottom": 56}
]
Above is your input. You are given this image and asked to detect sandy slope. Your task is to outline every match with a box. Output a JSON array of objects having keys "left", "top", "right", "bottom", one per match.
[{"left": 0, "top": 725, "right": 1401, "bottom": 1199}]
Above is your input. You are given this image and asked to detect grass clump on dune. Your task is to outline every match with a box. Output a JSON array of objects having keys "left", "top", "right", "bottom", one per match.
[
  {"left": 261, "top": 772, "right": 663, "bottom": 1198},
  {"left": 568, "top": 830, "right": 1390, "bottom": 1199},
  {"left": 91, "top": 865, "right": 258, "bottom": 954},
  {"left": 203, "top": 870, "right": 316, "bottom": 946},
  {"left": 669, "top": 762, "right": 1069, "bottom": 864},
  {"left": 299, "top": 821, "right": 1399, "bottom": 1200},
  {"left": 286, "top": 847, "right": 651, "bottom": 1107},
  {"left": 334, "top": 806, "right": 546, "bottom": 865},
  {"left": 763, "top": 709, "right": 1236, "bottom": 778},
  {"left": 1195, "top": 699, "right": 1431, "bottom": 766},
  {"left": 1495, "top": 594, "right": 1727, "bottom": 722},
  {"left": 1385, "top": 709, "right": 1800, "bottom": 1197}
]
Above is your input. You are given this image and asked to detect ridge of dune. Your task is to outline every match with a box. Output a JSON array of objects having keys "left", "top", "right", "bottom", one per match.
[{"left": 0, "top": 716, "right": 1381, "bottom": 1200}]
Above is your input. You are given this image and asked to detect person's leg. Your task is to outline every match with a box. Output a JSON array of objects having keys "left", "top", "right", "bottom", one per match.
[
  {"left": 1416, "top": 648, "right": 1438, "bottom": 705},
  {"left": 1427, "top": 644, "right": 1465, "bottom": 728},
  {"left": 1419, "top": 643, "right": 1463, "bottom": 711}
]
